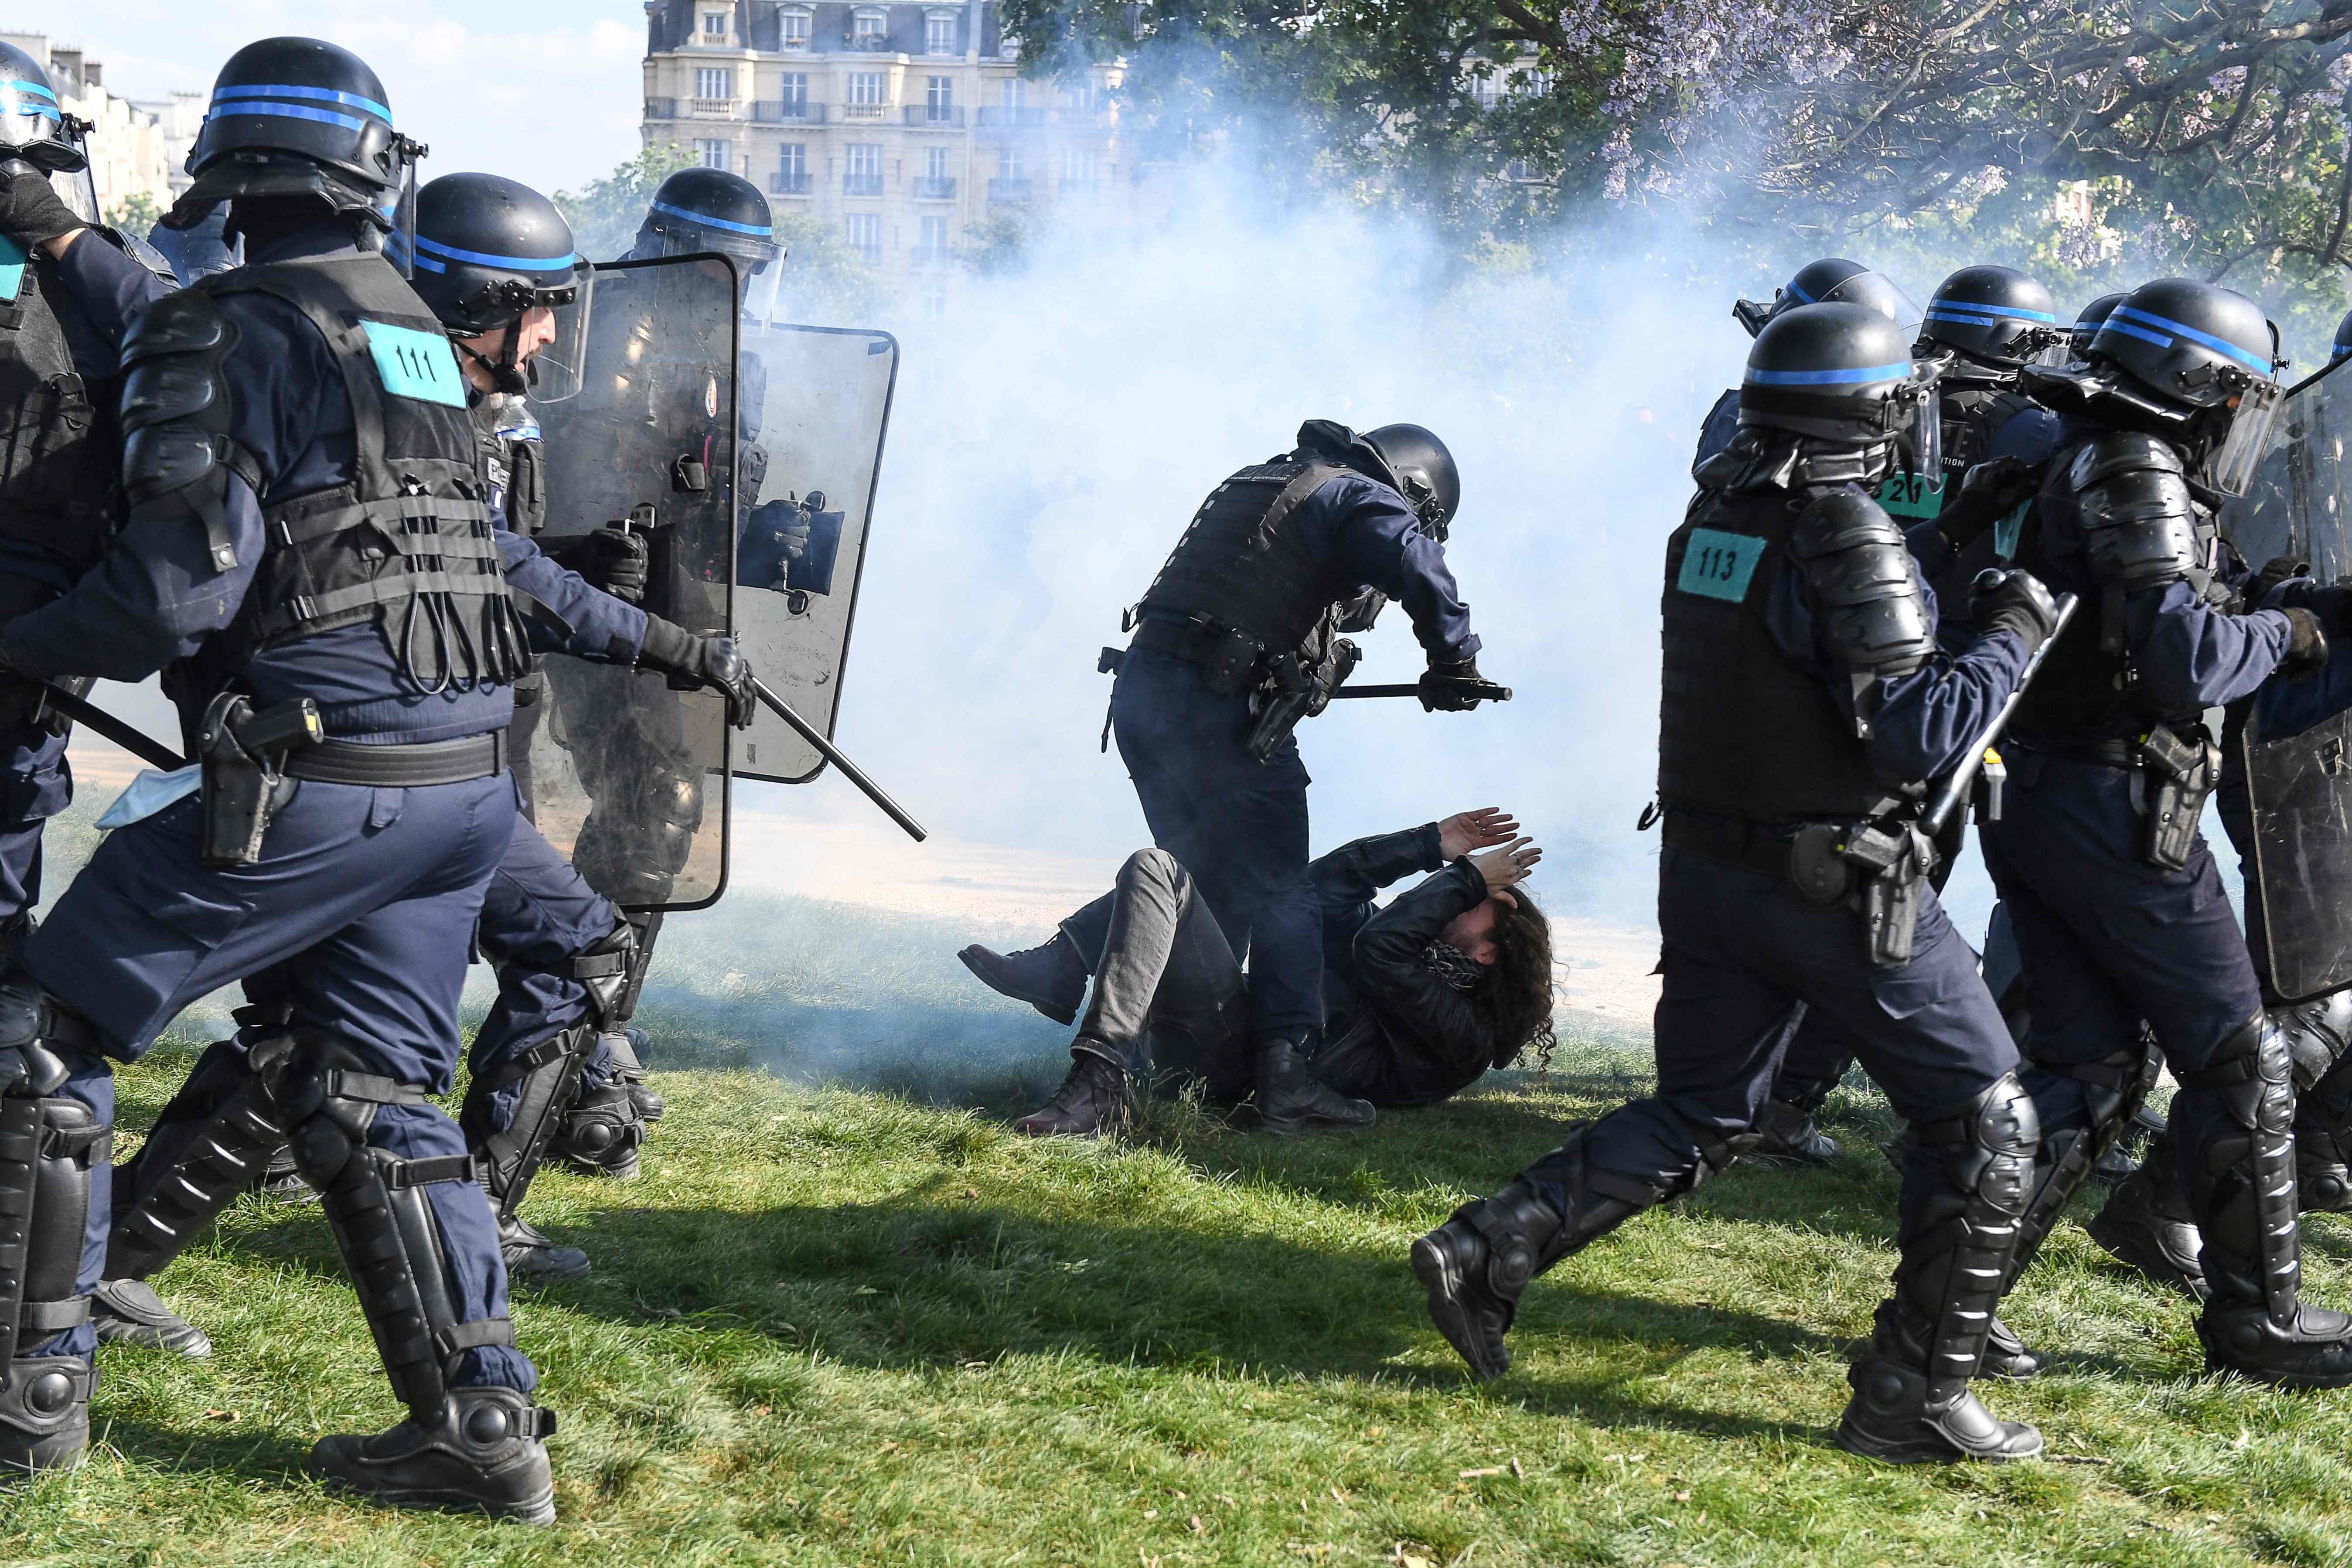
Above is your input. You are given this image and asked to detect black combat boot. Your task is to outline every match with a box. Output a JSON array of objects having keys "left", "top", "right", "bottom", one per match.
[
  {"left": 1014, "top": 1048, "right": 1129, "bottom": 1138},
  {"left": 90, "top": 1278, "right": 212, "bottom": 1358},
  {"left": 256, "top": 1145, "right": 318, "bottom": 1203},
  {"left": 550, "top": 1084, "right": 646, "bottom": 1180},
  {"left": 1978, "top": 1316, "right": 2045, "bottom": 1381},
  {"left": 499, "top": 1214, "right": 590, "bottom": 1283},
  {"left": 311, "top": 1385, "right": 556, "bottom": 1523},
  {"left": 1412, "top": 1126, "right": 1660, "bottom": 1379},
  {"left": 2176, "top": 1016, "right": 2352, "bottom": 1388},
  {"left": 2088, "top": 1130, "right": 2209, "bottom": 1302},
  {"left": 958, "top": 934, "right": 1088, "bottom": 1027},
  {"left": 2091, "top": 1106, "right": 2166, "bottom": 1187},
  {"left": 1256, "top": 1036, "right": 1374, "bottom": 1137},
  {"left": 1748, "top": 1096, "right": 1839, "bottom": 1166},
  {"left": 1835, "top": 1074, "right": 2043, "bottom": 1463},
  {"left": 0, "top": 1355, "right": 92, "bottom": 1474},
  {"left": 607, "top": 1029, "right": 664, "bottom": 1123}
]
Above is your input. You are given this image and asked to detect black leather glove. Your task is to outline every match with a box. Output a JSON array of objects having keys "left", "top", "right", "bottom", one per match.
[
  {"left": 1938, "top": 456, "right": 2042, "bottom": 550},
  {"left": 2252, "top": 553, "right": 2310, "bottom": 610},
  {"left": 0, "top": 167, "right": 81, "bottom": 252},
  {"left": 753, "top": 500, "right": 812, "bottom": 562},
  {"left": 1418, "top": 657, "right": 1486, "bottom": 713},
  {"left": 544, "top": 527, "right": 650, "bottom": 603},
  {"left": 639, "top": 616, "right": 756, "bottom": 727},
  {"left": 2283, "top": 606, "right": 2331, "bottom": 673},
  {"left": 1968, "top": 567, "right": 2062, "bottom": 655}
]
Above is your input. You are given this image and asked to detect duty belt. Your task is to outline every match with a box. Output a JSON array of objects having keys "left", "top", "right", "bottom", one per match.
[
  {"left": 1128, "top": 617, "right": 1228, "bottom": 667},
  {"left": 283, "top": 730, "right": 508, "bottom": 787},
  {"left": 1660, "top": 808, "right": 1802, "bottom": 877}
]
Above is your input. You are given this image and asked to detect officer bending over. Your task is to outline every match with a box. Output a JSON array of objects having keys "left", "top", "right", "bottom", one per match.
[
  {"left": 961, "top": 807, "right": 1553, "bottom": 1135},
  {"left": 1414, "top": 302, "right": 2064, "bottom": 1464}
]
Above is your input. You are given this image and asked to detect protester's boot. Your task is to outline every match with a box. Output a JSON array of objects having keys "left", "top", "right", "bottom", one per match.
[
  {"left": 1835, "top": 1074, "right": 2043, "bottom": 1463},
  {"left": 1256, "top": 1036, "right": 1374, "bottom": 1137},
  {"left": 90, "top": 1279, "right": 211, "bottom": 1358},
  {"left": 269, "top": 1036, "right": 559, "bottom": 1522},
  {"left": 2176, "top": 1015, "right": 2352, "bottom": 1388},
  {"left": 958, "top": 934, "right": 1088, "bottom": 1027},
  {"left": 1412, "top": 1124, "right": 1673, "bottom": 1380},
  {"left": 1014, "top": 1047, "right": 1131, "bottom": 1138},
  {"left": 604, "top": 1029, "right": 664, "bottom": 1124},
  {"left": 2088, "top": 1130, "right": 2209, "bottom": 1302},
  {"left": 498, "top": 1215, "right": 589, "bottom": 1284}
]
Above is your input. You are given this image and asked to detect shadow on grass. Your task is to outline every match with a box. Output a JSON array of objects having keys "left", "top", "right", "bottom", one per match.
[{"left": 95, "top": 1416, "right": 314, "bottom": 1483}]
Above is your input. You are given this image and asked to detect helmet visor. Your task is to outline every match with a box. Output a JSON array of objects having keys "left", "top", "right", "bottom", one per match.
[
  {"left": 526, "top": 265, "right": 594, "bottom": 403},
  {"left": 2209, "top": 376, "right": 2285, "bottom": 498},
  {"left": 51, "top": 162, "right": 97, "bottom": 227},
  {"left": 0, "top": 78, "right": 72, "bottom": 169},
  {"left": 1898, "top": 365, "right": 1942, "bottom": 477},
  {"left": 385, "top": 153, "right": 419, "bottom": 280}
]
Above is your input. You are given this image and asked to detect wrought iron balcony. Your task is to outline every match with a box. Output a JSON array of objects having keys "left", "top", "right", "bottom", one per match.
[
  {"left": 752, "top": 100, "right": 825, "bottom": 123},
  {"left": 770, "top": 171, "right": 812, "bottom": 195},
  {"left": 904, "top": 104, "right": 965, "bottom": 126},
  {"left": 912, "top": 176, "right": 958, "bottom": 199}
]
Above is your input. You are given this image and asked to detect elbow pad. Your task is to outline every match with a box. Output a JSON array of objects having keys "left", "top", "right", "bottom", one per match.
[
  {"left": 118, "top": 290, "right": 258, "bottom": 573},
  {"left": 1791, "top": 489, "right": 1933, "bottom": 728}
]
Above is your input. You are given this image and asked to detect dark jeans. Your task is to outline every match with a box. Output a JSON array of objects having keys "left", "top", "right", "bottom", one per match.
[
  {"left": 1568, "top": 848, "right": 2019, "bottom": 1201},
  {"left": 1059, "top": 849, "right": 1251, "bottom": 1092},
  {"left": 1110, "top": 647, "right": 1320, "bottom": 1039}
]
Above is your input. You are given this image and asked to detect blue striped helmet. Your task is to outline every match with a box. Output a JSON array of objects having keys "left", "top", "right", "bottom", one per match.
[
  {"left": 167, "top": 37, "right": 411, "bottom": 231},
  {"left": 2069, "top": 292, "right": 2126, "bottom": 359},
  {"left": 0, "top": 42, "right": 84, "bottom": 174},
  {"left": 1919, "top": 265, "right": 2062, "bottom": 368},
  {"left": 635, "top": 167, "right": 780, "bottom": 268},
  {"left": 2089, "top": 277, "right": 2277, "bottom": 410},
  {"left": 406, "top": 173, "right": 579, "bottom": 334},
  {"left": 2332, "top": 305, "right": 2352, "bottom": 365},
  {"left": 1739, "top": 303, "right": 1933, "bottom": 449}
]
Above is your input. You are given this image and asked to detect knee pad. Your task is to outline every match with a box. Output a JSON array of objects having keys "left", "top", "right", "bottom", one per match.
[
  {"left": 460, "top": 1024, "right": 593, "bottom": 1220},
  {"left": 1894, "top": 1072, "right": 2038, "bottom": 1395},
  {"left": 2277, "top": 990, "right": 2352, "bottom": 1096}
]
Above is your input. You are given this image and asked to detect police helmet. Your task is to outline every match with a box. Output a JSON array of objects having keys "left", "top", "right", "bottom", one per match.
[
  {"left": 1918, "top": 265, "right": 2062, "bottom": 368},
  {"left": 166, "top": 37, "right": 417, "bottom": 232},
  {"left": 2069, "top": 291, "right": 2126, "bottom": 359},
  {"left": 1733, "top": 258, "right": 1918, "bottom": 339},
  {"left": 1362, "top": 423, "right": 1461, "bottom": 535},
  {"left": 2090, "top": 278, "right": 2276, "bottom": 411},
  {"left": 1739, "top": 302, "right": 1942, "bottom": 468},
  {"left": 2332, "top": 304, "right": 2352, "bottom": 365},
  {"left": 636, "top": 168, "right": 781, "bottom": 269},
  {"left": 0, "top": 43, "right": 86, "bottom": 177},
  {"left": 408, "top": 174, "right": 580, "bottom": 334}
]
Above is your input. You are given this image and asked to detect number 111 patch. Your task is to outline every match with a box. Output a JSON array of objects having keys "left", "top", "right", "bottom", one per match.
[{"left": 1676, "top": 528, "right": 1766, "bottom": 602}]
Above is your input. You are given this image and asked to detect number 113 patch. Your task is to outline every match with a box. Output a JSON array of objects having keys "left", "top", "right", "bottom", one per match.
[{"left": 1676, "top": 528, "right": 1767, "bottom": 602}]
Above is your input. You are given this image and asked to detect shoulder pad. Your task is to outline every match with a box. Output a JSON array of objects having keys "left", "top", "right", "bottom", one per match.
[
  {"left": 121, "top": 289, "right": 232, "bottom": 366},
  {"left": 1791, "top": 488, "right": 1933, "bottom": 678},
  {"left": 2067, "top": 430, "right": 2185, "bottom": 492},
  {"left": 2074, "top": 454, "right": 2202, "bottom": 593}
]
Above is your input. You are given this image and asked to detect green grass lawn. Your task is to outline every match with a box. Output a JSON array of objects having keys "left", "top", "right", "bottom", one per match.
[{"left": 8, "top": 1028, "right": 2352, "bottom": 1568}]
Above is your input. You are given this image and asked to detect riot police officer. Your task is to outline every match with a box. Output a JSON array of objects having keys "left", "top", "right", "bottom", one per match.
[
  {"left": 1019, "top": 419, "right": 1486, "bottom": 1138},
  {"left": 1693, "top": 258, "right": 1916, "bottom": 469},
  {"left": 1975, "top": 277, "right": 2352, "bottom": 1387},
  {"left": 1413, "top": 303, "right": 2062, "bottom": 1463}
]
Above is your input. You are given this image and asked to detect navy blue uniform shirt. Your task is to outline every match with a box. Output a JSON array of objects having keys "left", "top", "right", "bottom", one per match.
[{"left": 1292, "top": 472, "right": 1479, "bottom": 662}]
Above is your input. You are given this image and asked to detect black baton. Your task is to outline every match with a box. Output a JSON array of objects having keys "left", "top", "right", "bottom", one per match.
[
  {"left": 38, "top": 682, "right": 188, "bottom": 772},
  {"left": 750, "top": 678, "right": 926, "bottom": 843}
]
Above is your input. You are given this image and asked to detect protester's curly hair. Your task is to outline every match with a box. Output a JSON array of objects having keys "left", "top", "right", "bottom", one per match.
[{"left": 1477, "top": 886, "right": 1557, "bottom": 1071}]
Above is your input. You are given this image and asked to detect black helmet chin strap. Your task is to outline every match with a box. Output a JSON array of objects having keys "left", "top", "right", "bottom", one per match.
[{"left": 457, "top": 332, "right": 529, "bottom": 397}]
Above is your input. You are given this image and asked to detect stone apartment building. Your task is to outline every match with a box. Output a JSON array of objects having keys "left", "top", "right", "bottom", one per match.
[{"left": 640, "top": 0, "right": 1147, "bottom": 311}]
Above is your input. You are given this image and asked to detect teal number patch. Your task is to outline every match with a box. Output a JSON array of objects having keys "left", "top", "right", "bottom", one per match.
[
  {"left": 1676, "top": 528, "right": 1766, "bottom": 603},
  {"left": 0, "top": 235, "right": 27, "bottom": 304},
  {"left": 1992, "top": 501, "right": 2028, "bottom": 562},
  {"left": 1875, "top": 470, "right": 1946, "bottom": 520},
  {"left": 361, "top": 320, "right": 467, "bottom": 408}
]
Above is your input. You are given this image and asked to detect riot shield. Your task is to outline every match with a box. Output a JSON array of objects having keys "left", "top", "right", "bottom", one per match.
[
  {"left": 525, "top": 254, "right": 740, "bottom": 912},
  {"left": 2245, "top": 367, "right": 2352, "bottom": 999},
  {"left": 731, "top": 321, "right": 898, "bottom": 784}
]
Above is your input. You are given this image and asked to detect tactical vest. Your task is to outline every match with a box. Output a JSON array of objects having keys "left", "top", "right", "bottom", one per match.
[
  {"left": 1941, "top": 387, "right": 2036, "bottom": 477},
  {"left": 0, "top": 240, "right": 119, "bottom": 574},
  {"left": 201, "top": 252, "right": 522, "bottom": 690},
  {"left": 1656, "top": 487, "right": 1895, "bottom": 821},
  {"left": 471, "top": 394, "right": 545, "bottom": 535},
  {"left": 1137, "top": 452, "right": 1352, "bottom": 657}
]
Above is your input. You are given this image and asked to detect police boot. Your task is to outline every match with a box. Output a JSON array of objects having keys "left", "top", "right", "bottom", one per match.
[
  {"left": 605, "top": 1029, "right": 664, "bottom": 1124},
  {"left": 499, "top": 1215, "right": 589, "bottom": 1284},
  {"left": 1748, "top": 1096, "right": 1839, "bottom": 1167},
  {"left": 550, "top": 1084, "right": 646, "bottom": 1179},
  {"left": 1411, "top": 1126, "right": 1660, "bottom": 1380},
  {"left": 1256, "top": 1036, "right": 1374, "bottom": 1138},
  {"left": 2092, "top": 1105, "right": 2167, "bottom": 1188},
  {"left": 958, "top": 934, "right": 1088, "bottom": 1027},
  {"left": 1014, "top": 1047, "right": 1130, "bottom": 1138},
  {"left": 256, "top": 1144, "right": 317, "bottom": 1203},
  {"left": 1978, "top": 1316, "right": 2045, "bottom": 1381},
  {"left": 90, "top": 1279, "right": 211, "bottom": 1358},
  {"left": 267, "top": 1034, "right": 559, "bottom": 1521},
  {"left": 1835, "top": 1075, "right": 2042, "bottom": 1464},
  {"left": 2087, "top": 1130, "right": 2209, "bottom": 1301},
  {"left": 2176, "top": 1015, "right": 2352, "bottom": 1388},
  {"left": 310, "top": 1385, "right": 556, "bottom": 1524}
]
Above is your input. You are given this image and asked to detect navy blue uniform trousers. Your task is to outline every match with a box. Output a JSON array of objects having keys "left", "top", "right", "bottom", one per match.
[
  {"left": 1109, "top": 647, "right": 1321, "bottom": 1040},
  {"left": 1570, "top": 849, "right": 2018, "bottom": 1200},
  {"left": 28, "top": 772, "right": 534, "bottom": 1390},
  {"left": 472, "top": 818, "right": 622, "bottom": 1124}
]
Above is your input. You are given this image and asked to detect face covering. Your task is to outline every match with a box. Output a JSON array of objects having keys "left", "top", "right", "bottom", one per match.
[{"left": 1421, "top": 941, "right": 1486, "bottom": 992}]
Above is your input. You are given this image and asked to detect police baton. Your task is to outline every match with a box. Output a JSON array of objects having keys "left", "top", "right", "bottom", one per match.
[
  {"left": 1921, "top": 586, "right": 2080, "bottom": 838},
  {"left": 1328, "top": 680, "right": 1513, "bottom": 702},
  {"left": 749, "top": 678, "right": 927, "bottom": 843},
  {"left": 37, "top": 682, "right": 188, "bottom": 772}
]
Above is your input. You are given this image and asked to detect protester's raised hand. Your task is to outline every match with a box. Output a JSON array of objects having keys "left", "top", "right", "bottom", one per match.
[
  {"left": 1470, "top": 837, "right": 1541, "bottom": 893},
  {"left": 1439, "top": 807, "right": 1520, "bottom": 860}
]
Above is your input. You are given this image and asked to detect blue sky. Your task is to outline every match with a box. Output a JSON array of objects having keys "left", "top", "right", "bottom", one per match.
[{"left": 18, "top": 1, "right": 648, "bottom": 192}]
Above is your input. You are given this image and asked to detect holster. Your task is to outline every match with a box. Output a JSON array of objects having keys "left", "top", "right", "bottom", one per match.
[
  {"left": 2137, "top": 724, "right": 2216, "bottom": 873},
  {"left": 1243, "top": 634, "right": 1360, "bottom": 765},
  {"left": 1788, "top": 816, "right": 1931, "bottom": 968},
  {"left": 196, "top": 692, "right": 320, "bottom": 867}
]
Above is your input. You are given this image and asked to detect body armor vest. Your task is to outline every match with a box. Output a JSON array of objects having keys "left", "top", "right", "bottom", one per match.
[
  {"left": 1137, "top": 452, "right": 1354, "bottom": 657},
  {"left": 471, "top": 395, "right": 545, "bottom": 536},
  {"left": 1657, "top": 487, "right": 1896, "bottom": 821},
  {"left": 200, "top": 252, "right": 524, "bottom": 691},
  {"left": 1941, "top": 386, "right": 2035, "bottom": 479},
  {"left": 0, "top": 244, "right": 120, "bottom": 575}
]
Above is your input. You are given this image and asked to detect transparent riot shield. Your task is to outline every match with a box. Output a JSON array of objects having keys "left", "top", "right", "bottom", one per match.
[
  {"left": 2245, "top": 368, "right": 2352, "bottom": 999},
  {"left": 524, "top": 254, "right": 740, "bottom": 911},
  {"left": 732, "top": 322, "right": 898, "bottom": 784}
]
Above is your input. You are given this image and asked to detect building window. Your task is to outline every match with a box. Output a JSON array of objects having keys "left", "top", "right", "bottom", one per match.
[
  {"left": 778, "top": 72, "right": 808, "bottom": 109},
  {"left": 776, "top": 143, "right": 808, "bottom": 194},
  {"left": 926, "top": 76, "right": 954, "bottom": 116},
  {"left": 696, "top": 68, "right": 734, "bottom": 99},
  {"left": 845, "top": 142, "right": 884, "bottom": 195},
  {"left": 999, "top": 78, "right": 1026, "bottom": 108},
  {"left": 919, "top": 215, "right": 950, "bottom": 257},
  {"left": 846, "top": 213, "right": 881, "bottom": 262},
  {"left": 925, "top": 13, "right": 958, "bottom": 55},
  {"left": 697, "top": 139, "right": 732, "bottom": 170},
  {"left": 702, "top": 10, "right": 728, "bottom": 39},
  {"left": 1060, "top": 147, "right": 1099, "bottom": 191},
  {"left": 926, "top": 146, "right": 951, "bottom": 180},
  {"left": 852, "top": 8, "right": 889, "bottom": 45},
  {"left": 847, "top": 72, "right": 886, "bottom": 106},
  {"left": 924, "top": 288, "right": 948, "bottom": 319},
  {"left": 780, "top": 8, "right": 810, "bottom": 50},
  {"left": 997, "top": 146, "right": 1023, "bottom": 180}
]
